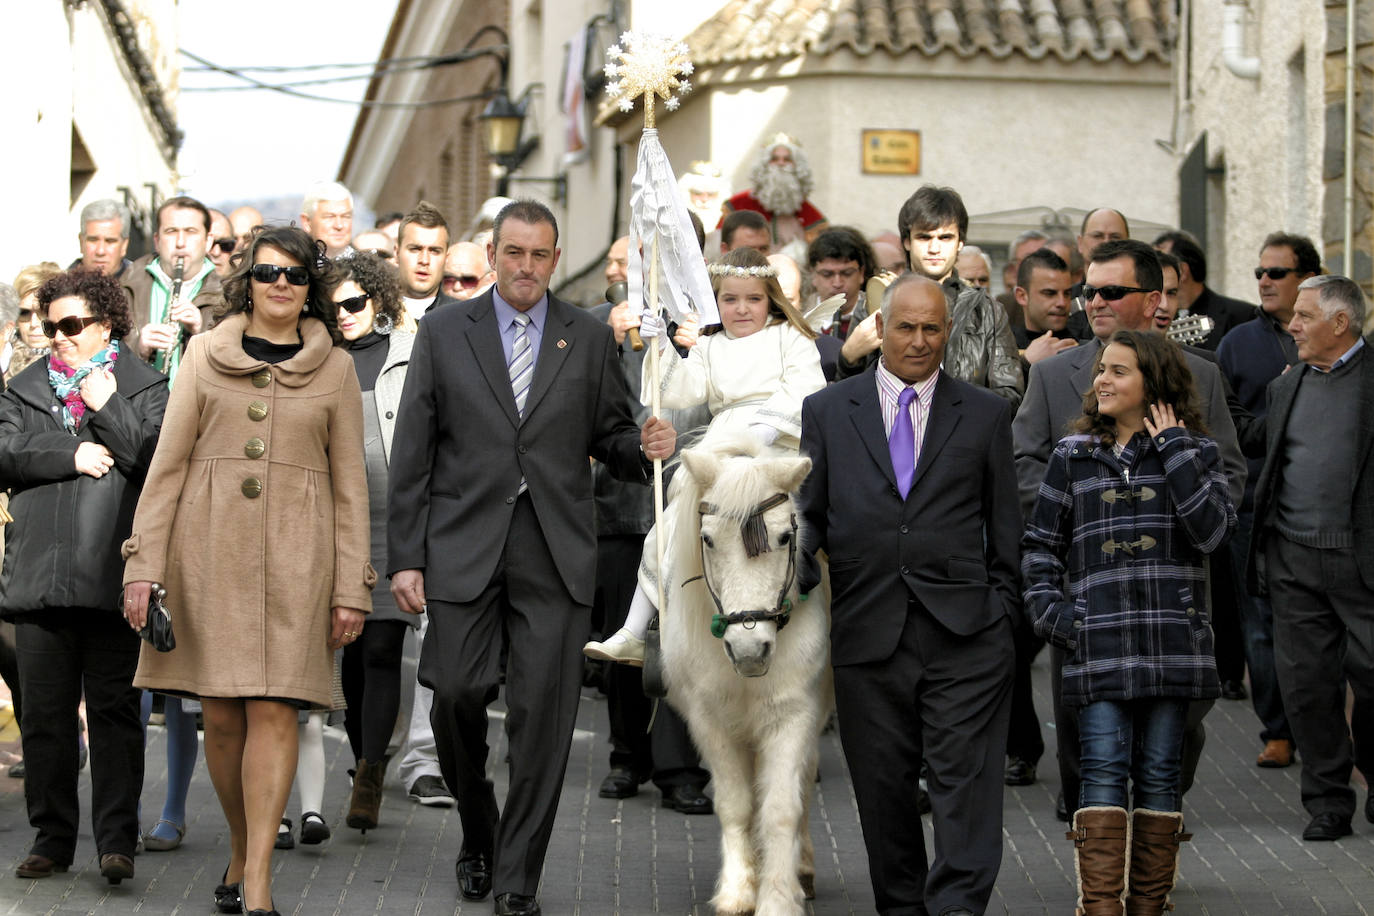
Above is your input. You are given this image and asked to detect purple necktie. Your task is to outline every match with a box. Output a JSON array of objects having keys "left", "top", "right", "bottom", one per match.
[{"left": 890, "top": 387, "right": 917, "bottom": 499}]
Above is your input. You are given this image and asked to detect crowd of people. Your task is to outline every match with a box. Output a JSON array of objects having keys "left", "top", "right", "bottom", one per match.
[{"left": 0, "top": 137, "right": 1369, "bottom": 916}]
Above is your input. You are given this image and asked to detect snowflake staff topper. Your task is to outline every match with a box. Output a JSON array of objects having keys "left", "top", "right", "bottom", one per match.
[{"left": 604, "top": 31, "right": 694, "bottom": 127}]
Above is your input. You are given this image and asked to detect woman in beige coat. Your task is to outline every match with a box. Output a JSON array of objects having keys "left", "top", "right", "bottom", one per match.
[{"left": 122, "top": 226, "right": 373, "bottom": 916}]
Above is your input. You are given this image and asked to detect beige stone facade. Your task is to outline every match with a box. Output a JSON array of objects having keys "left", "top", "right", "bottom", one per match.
[
  {"left": 1175, "top": 0, "right": 1372, "bottom": 303},
  {"left": 1, "top": 0, "right": 180, "bottom": 279}
]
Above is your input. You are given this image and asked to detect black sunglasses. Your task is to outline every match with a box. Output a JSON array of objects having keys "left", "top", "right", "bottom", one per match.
[
  {"left": 250, "top": 263, "right": 310, "bottom": 286},
  {"left": 18, "top": 309, "right": 32, "bottom": 321},
  {"left": 335, "top": 295, "right": 370, "bottom": 314},
  {"left": 1254, "top": 267, "right": 1301, "bottom": 280},
  {"left": 444, "top": 274, "right": 480, "bottom": 289},
  {"left": 212, "top": 238, "right": 237, "bottom": 255},
  {"left": 42, "top": 315, "right": 102, "bottom": 338},
  {"left": 1083, "top": 285, "right": 1154, "bottom": 302}
]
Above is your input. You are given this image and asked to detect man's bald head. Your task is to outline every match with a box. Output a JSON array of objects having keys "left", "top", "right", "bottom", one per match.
[
  {"left": 443, "top": 241, "right": 492, "bottom": 300},
  {"left": 877, "top": 275, "right": 950, "bottom": 385}
]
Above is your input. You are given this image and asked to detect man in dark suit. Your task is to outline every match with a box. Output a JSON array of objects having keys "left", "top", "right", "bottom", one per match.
[
  {"left": 799, "top": 274, "right": 1021, "bottom": 916},
  {"left": 1012, "top": 239, "right": 1247, "bottom": 821},
  {"left": 387, "top": 200, "right": 677, "bottom": 916},
  {"left": 1247, "top": 275, "right": 1374, "bottom": 841}
]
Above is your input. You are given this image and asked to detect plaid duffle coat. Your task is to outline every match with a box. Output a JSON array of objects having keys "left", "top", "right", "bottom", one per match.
[{"left": 1021, "top": 426, "right": 1236, "bottom": 707}]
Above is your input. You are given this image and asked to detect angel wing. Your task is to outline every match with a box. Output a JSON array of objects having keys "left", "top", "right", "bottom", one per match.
[{"left": 801, "top": 293, "right": 848, "bottom": 333}]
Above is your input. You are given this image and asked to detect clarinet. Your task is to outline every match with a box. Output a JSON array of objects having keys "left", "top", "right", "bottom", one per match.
[{"left": 159, "top": 256, "right": 185, "bottom": 371}]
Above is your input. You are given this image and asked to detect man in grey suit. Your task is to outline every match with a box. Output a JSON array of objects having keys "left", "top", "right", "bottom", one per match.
[
  {"left": 1012, "top": 238, "right": 1246, "bottom": 820},
  {"left": 387, "top": 200, "right": 677, "bottom": 916}
]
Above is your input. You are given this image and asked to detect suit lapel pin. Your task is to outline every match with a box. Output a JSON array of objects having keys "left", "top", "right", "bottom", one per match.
[{"left": 557, "top": 338, "right": 568, "bottom": 349}]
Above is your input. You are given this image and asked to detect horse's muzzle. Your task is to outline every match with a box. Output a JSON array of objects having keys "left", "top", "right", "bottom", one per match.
[{"left": 725, "top": 638, "right": 772, "bottom": 677}]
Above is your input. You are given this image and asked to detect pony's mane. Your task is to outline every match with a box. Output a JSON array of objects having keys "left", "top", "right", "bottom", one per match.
[{"left": 683, "top": 432, "right": 794, "bottom": 519}]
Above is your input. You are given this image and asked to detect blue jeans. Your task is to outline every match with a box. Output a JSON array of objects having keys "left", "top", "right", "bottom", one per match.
[{"left": 1079, "top": 698, "right": 1188, "bottom": 811}]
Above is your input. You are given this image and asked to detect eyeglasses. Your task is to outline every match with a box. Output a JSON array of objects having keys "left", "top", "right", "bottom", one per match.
[
  {"left": 1083, "top": 285, "right": 1154, "bottom": 302},
  {"left": 250, "top": 263, "right": 310, "bottom": 286},
  {"left": 42, "top": 315, "right": 101, "bottom": 338},
  {"left": 335, "top": 295, "right": 370, "bottom": 314},
  {"left": 212, "top": 238, "right": 237, "bottom": 255},
  {"left": 18, "top": 309, "right": 32, "bottom": 321},
  {"left": 444, "top": 274, "right": 480, "bottom": 289},
  {"left": 1254, "top": 266, "right": 1301, "bottom": 280}
]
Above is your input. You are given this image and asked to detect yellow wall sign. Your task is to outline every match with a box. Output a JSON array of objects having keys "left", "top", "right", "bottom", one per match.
[{"left": 862, "top": 130, "right": 921, "bottom": 175}]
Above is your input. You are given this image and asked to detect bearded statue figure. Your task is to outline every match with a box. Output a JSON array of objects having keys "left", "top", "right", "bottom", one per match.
[{"left": 719, "top": 134, "right": 829, "bottom": 250}]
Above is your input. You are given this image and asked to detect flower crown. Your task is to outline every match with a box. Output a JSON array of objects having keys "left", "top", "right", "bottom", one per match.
[{"left": 708, "top": 263, "right": 777, "bottom": 279}]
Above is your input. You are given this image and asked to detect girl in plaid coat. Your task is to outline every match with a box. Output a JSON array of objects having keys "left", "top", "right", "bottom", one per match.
[{"left": 1022, "top": 330, "right": 1235, "bottom": 916}]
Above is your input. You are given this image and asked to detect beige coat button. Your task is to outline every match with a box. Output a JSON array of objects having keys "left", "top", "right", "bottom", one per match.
[
  {"left": 241, "top": 477, "right": 263, "bottom": 498},
  {"left": 244, "top": 438, "right": 266, "bottom": 459},
  {"left": 247, "top": 400, "right": 268, "bottom": 421},
  {"left": 251, "top": 368, "right": 272, "bottom": 388}
]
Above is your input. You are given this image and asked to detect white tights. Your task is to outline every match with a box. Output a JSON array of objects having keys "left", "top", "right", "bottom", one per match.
[
  {"left": 295, "top": 710, "right": 326, "bottom": 816},
  {"left": 620, "top": 582, "right": 658, "bottom": 640}
]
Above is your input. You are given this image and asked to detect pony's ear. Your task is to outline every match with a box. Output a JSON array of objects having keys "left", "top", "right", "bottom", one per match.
[
  {"left": 681, "top": 448, "right": 722, "bottom": 489},
  {"left": 766, "top": 456, "right": 812, "bottom": 493}
]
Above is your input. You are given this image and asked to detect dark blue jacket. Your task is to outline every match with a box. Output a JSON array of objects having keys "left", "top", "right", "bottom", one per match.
[
  {"left": 1022, "top": 428, "right": 1235, "bottom": 707},
  {"left": 1216, "top": 313, "right": 1297, "bottom": 509}
]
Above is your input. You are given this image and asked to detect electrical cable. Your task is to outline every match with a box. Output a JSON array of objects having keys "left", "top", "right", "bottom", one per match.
[
  {"left": 178, "top": 42, "right": 504, "bottom": 108},
  {"left": 181, "top": 45, "right": 507, "bottom": 92}
]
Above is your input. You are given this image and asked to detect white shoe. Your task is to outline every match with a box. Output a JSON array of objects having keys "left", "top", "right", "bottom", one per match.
[{"left": 584, "top": 627, "right": 646, "bottom": 666}]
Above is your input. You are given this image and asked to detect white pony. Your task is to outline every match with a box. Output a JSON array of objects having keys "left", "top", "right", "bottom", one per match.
[{"left": 659, "top": 436, "right": 833, "bottom": 916}]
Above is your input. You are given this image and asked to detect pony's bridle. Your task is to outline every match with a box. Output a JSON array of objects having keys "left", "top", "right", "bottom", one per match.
[{"left": 690, "top": 492, "right": 799, "bottom": 639}]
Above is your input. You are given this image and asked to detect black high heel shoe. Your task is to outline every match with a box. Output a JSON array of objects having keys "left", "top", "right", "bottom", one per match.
[
  {"left": 246, "top": 907, "right": 281, "bottom": 916},
  {"left": 213, "top": 866, "right": 243, "bottom": 914}
]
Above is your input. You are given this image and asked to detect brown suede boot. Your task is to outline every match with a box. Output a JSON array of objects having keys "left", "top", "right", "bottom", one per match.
[
  {"left": 346, "top": 759, "right": 386, "bottom": 832},
  {"left": 1125, "top": 809, "right": 1190, "bottom": 915},
  {"left": 1067, "top": 805, "right": 1129, "bottom": 916}
]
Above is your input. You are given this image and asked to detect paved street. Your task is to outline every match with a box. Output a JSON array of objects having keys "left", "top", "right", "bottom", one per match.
[{"left": 2, "top": 654, "right": 1373, "bottom": 915}]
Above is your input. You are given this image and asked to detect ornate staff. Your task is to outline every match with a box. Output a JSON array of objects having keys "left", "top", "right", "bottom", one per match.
[{"left": 604, "top": 32, "right": 718, "bottom": 628}]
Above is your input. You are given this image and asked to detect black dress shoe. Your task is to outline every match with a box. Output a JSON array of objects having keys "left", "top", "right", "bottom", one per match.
[
  {"left": 1302, "top": 812, "right": 1353, "bottom": 841},
  {"left": 1004, "top": 756, "right": 1037, "bottom": 786},
  {"left": 1220, "top": 679, "right": 1249, "bottom": 700},
  {"left": 495, "top": 891, "right": 542, "bottom": 915},
  {"left": 599, "top": 765, "right": 644, "bottom": 799},
  {"left": 661, "top": 784, "right": 713, "bottom": 814},
  {"left": 455, "top": 850, "right": 492, "bottom": 900},
  {"left": 214, "top": 865, "right": 243, "bottom": 913},
  {"left": 99, "top": 852, "right": 135, "bottom": 885}
]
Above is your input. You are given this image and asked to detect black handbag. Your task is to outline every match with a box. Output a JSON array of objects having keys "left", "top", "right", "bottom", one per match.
[{"left": 140, "top": 584, "right": 176, "bottom": 653}]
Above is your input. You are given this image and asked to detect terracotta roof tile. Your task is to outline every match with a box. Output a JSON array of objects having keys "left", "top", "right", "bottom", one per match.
[{"left": 687, "top": 0, "right": 1173, "bottom": 65}]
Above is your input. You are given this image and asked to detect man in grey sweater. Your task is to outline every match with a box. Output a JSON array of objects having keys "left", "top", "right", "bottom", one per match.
[{"left": 1247, "top": 275, "right": 1374, "bottom": 842}]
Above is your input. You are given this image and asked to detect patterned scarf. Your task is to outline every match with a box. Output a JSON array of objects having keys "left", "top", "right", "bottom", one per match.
[{"left": 47, "top": 341, "right": 119, "bottom": 433}]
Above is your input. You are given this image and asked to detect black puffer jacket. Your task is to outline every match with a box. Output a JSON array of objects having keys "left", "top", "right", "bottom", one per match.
[{"left": 0, "top": 344, "right": 168, "bottom": 617}]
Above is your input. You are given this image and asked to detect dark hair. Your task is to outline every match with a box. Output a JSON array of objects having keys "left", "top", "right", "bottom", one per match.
[
  {"left": 375, "top": 211, "right": 404, "bottom": 229},
  {"left": 687, "top": 209, "right": 706, "bottom": 253},
  {"left": 333, "top": 251, "right": 403, "bottom": 328},
  {"left": 1090, "top": 239, "right": 1163, "bottom": 292},
  {"left": 36, "top": 268, "right": 133, "bottom": 339},
  {"left": 1016, "top": 248, "right": 1069, "bottom": 289},
  {"left": 705, "top": 247, "right": 816, "bottom": 340},
  {"left": 1080, "top": 208, "right": 1130, "bottom": 237},
  {"left": 1261, "top": 231, "right": 1322, "bottom": 276},
  {"left": 218, "top": 226, "right": 343, "bottom": 345},
  {"left": 156, "top": 195, "right": 212, "bottom": 234},
  {"left": 721, "top": 209, "right": 769, "bottom": 248},
  {"left": 493, "top": 199, "right": 559, "bottom": 248},
  {"left": 1152, "top": 230, "right": 1206, "bottom": 282},
  {"left": 897, "top": 185, "right": 968, "bottom": 246},
  {"left": 1155, "top": 248, "right": 1181, "bottom": 277},
  {"left": 1073, "top": 330, "right": 1207, "bottom": 445},
  {"left": 397, "top": 200, "right": 449, "bottom": 248},
  {"left": 806, "top": 226, "right": 877, "bottom": 281}
]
